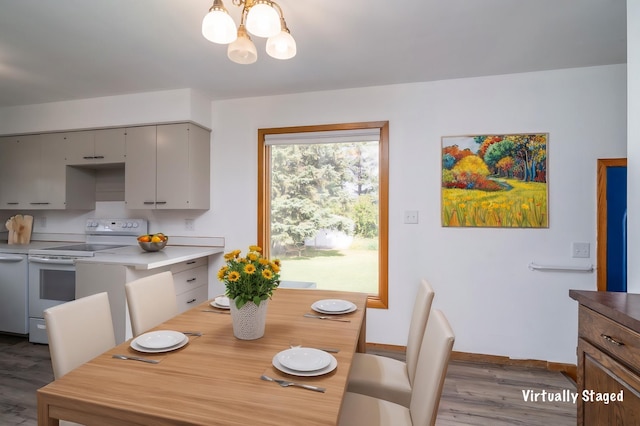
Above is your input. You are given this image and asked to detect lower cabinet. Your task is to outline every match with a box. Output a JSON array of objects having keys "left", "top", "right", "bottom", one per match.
[
  {"left": 76, "top": 256, "right": 210, "bottom": 344},
  {"left": 571, "top": 290, "right": 640, "bottom": 426},
  {"left": 171, "top": 258, "right": 209, "bottom": 313},
  {"left": 577, "top": 338, "right": 640, "bottom": 424}
]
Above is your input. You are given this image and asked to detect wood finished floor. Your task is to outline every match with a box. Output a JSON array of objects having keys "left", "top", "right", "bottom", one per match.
[{"left": 1, "top": 335, "right": 576, "bottom": 425}]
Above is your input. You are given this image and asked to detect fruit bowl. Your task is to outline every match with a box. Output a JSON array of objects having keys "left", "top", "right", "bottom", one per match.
[{"left": 137, "top": 234, "right": 168, "bottom": 252}]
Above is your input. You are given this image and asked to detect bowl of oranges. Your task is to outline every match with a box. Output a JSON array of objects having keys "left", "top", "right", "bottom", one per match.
[{"left": 137, "top": 233, "right": 168, "bottom": 252}]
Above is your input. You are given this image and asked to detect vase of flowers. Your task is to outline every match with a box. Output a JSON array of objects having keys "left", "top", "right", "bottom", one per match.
[{"left": 217, "top": 245, "right": 281, "bottom": 340}]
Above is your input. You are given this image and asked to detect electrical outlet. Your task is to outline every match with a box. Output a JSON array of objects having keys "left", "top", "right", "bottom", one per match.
[
  {"left": 185, "top": 219, "right": 194, "bottom": 231},
  {"left": 572, "top": 242, "right": 590, "bottom": 258},
  {"left": 40, "top": 216, "right": 47, "bottom": 228},
  {"left": 404, "top": 210, "right": 419, "bottom": 224}
]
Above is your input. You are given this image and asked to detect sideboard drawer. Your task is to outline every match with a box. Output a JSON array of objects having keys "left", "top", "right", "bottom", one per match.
[{"left": 579, "top": 306, "right": 640, "bottom": 369}]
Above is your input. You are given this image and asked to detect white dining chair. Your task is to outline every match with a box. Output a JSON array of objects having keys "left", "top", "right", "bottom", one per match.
[
  {"left": 125, "top": 271, "right": 178, "bottom": 337},
  {"left": 346, "top": 278, "right": 435, "bottom": 407},
  {"left": 44, "top": 292, "right": 116, "bottom": 380},
  {"left": 339, "top": 309, "right": 455, "bottom": 426}
]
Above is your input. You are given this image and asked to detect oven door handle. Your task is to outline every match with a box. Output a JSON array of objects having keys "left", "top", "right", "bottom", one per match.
[{"left": 29, "top": 257, "right": 76, "bottom": 265}]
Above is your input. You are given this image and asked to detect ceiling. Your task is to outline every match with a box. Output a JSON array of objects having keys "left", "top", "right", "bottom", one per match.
[{"left": 0, "top": 0, "right": 627, "bottom": 109}]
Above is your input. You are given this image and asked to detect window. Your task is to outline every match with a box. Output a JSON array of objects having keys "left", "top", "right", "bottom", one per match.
[{"left": 258, "top": 121, "right": 388, "bottom": 308}]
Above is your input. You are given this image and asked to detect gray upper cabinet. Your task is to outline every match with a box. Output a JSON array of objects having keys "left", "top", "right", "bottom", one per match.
[
  {"left": 0, "top": 134, "right": 95, "bottom": 210},
  {"left": 0, "top": 122, "right": 209, "bottom": 210},
  {"left": 125, "top": 123, "right": 210, "bottom": 210},
  {"left": 0, "top": 135, "right": 40, "bottom": 209},
  {"left": 65, "top": 128, "right": 126, "bottom": 165}
]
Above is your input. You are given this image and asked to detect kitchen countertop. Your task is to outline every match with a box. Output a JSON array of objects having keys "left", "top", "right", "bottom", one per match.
[
  {"left": 75, "top": 245, "right": 224, "bottom": 270},
  {"left": 0, "top": 241, "right": 76, "bottom": 255}
]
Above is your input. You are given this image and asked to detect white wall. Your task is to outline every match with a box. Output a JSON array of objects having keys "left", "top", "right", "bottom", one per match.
[
  {"left": 627, "top": 0, "right": 640, "bottom": 293},
  {"left": 0, "top": 65, "right": 626, "bottom": 363},
  {"left": 207, "top": 65, "right": 626, "bottom": 364}
]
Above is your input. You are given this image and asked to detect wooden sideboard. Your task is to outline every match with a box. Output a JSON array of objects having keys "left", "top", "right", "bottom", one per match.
[{"left": 569, "top": 290, "right": 640, "bottom": 425}]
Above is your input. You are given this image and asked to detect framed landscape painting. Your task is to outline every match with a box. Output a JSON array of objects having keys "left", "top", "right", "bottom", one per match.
[{"left": 441, "top": 133, "right": 548, "bottom": 228}]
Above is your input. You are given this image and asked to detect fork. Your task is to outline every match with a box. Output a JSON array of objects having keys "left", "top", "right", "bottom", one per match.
[
  {"left": 112, "top": 354, "right": 160, "bottom": 364},
  {"left": 260, "top": 375, "right": 325, "bottom": 392}
]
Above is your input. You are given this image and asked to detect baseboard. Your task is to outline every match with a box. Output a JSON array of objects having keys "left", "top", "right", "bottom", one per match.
[
  {"left": 366, "top": 342, "right": 406, "bottom": 352},
  {"left": 450, "top": 351, "right": 577, "bottom": 382},
  {"left": 365, "top": 343, "right": 577, "bottom": 382}
]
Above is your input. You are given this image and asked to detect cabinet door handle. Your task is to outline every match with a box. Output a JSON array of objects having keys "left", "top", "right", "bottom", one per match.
[
  {"left": 7, "top": 202, "right": 19, "bottom": 205},
  {"left": 143, "top": 201, "right": 155, "bottom": 205},
  {"left": 186, "top": 298, "right": 197, "bottom": 304},
  {"left": 94, "top": 155, "right": 105, "bottom": 159},
  {"left": 186, "top": 261, "right": 196, "bottom": 265},
  {"left": 601, "top": 334, "right": 624, "bottom": 346},
  {"left": 187, "top": 278, "right": 197, "bottom": 283},
  {"left": 83, "top": 156, "right": 96, "bottom": 159},
  {"left": 156, "top": 201, "right": 167, "bottom": 205}
]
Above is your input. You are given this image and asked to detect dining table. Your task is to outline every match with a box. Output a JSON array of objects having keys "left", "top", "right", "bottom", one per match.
[{"left": 37, "top": 288, "right": 368, "bottom": 426}]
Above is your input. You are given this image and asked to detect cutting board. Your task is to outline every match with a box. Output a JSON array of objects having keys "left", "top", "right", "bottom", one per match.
[{"left": 5, "top": 214, "right": 33, "bottom": 244}]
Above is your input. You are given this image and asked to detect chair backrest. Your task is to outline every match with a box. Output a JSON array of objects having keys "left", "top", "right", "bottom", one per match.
[
  {"left": 125, "top": 271, "right": 178, "bottom": 337},
  {"left": 44, "top": 292, "right": 116, "bottom": 379},
  {"left": 406, "top": 278, "right": 435, "bottom": 384},
  {"left": 409, "top": 309, "right": 455, "bottom": 426}
]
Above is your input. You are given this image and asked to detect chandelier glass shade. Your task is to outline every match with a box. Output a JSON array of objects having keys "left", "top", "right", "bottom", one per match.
[
  {"left": 202, "top": 0, "right": 296, "bottom": 63},
  {"left": 201, "top": 1, "right": 237, "bottom": 44},
  {"left": 227, "top": 25, "right": 258, "bottom": 64}
]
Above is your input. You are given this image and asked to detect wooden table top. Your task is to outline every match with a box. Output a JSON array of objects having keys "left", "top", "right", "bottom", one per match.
[{"left": 37, "top": 288, "right": 367, "bottom": 426}]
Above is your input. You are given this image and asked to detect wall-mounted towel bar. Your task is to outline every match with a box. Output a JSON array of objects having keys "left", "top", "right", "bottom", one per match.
[{"left": 528, "top": 262, "right": 594, "bottom": 273}]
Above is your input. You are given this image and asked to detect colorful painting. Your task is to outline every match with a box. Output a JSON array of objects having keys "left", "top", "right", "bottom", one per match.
[{"left": 441, "top": 133, "right": 548, "bottom": 228}]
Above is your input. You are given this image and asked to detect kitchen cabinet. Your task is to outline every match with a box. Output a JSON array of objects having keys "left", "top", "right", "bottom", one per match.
[
  {"left": 0, "top": 134, "right": 95, "bottom": 210},
  {"left": 125, "top": 123, "right": 210, "bottom": 210},
  {"left": 0, "top": 253, "right": 28, "bottom": 334},
  {"left": 64, "top": 128, "right": 126, "bottom": 165},
  {"left": 76, "top": 256, "right": 210, "bottom": 343},
  {"left": 0, "top": 135, "right": 37, "bottom": 209},
  {"left": 570, "top": 290, "right": 640, "bottom": 425}
]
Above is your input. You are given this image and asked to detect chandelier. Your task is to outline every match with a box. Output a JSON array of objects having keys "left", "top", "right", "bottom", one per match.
[{"left": 202, "top": 0, "right": 296, "bottom": 64}]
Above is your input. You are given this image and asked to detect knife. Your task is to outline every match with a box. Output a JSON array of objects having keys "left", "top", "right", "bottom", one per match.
[
  {"left": 112, "top": 354, "right": 160, "bottom": 364},
  {"left": 201, "top": 309, "right": 230, "bottom": 314},
  {"left": 304, "top": 313, "right": 351, "bottom": 322}
]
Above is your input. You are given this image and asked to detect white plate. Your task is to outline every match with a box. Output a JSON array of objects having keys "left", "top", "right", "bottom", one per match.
[
  {"left": 209, "top": 301, "right": 230, "bottom": 310},
  {"left": 214, "top": 296, "right": 230, "bottom": 307},
  {"left": 272, "top": 353, "right": 338, "bottom": 377},
  {"left": 311, "top": 299, "right": 357, "bottom": 315},
  {"left": 130, "top": 336, "right": 189, "bottom": 353},
  {"left": 134, "top": 330, "right": 186, "bottom": 349},
  {"left": 313, "top": 305, "right": 357, "bottom": 315},
  {"left": 276, "top": 348, "right": 332, "bottom": 372}
]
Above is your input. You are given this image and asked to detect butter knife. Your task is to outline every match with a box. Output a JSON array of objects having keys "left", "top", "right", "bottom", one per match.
[{"left": 304, "top": 313, "right": 351, "bottom": 323}]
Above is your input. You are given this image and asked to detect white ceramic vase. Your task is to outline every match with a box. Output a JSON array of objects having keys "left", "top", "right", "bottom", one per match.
[{"left": 229, "top": 298, "right": 269, "bottom": 340}]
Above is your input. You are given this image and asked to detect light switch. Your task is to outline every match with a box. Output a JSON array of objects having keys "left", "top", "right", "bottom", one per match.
[{"left": 404, "top": 210, "right": 419, "bottom": 224}]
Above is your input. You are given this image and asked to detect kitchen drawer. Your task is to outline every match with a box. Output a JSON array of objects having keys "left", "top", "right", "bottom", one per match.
[
  {"left": 176, "top": 286, "right": 208, "bottom": 313},
  {"left": 579, "top": 306, "right": 640, "bottom": 370},
  {"left": 173, "top": 265, "right": 207, "bottom": 295},
  {"left": 170, "top": 257, "right": 207, "bottom": 275}
]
